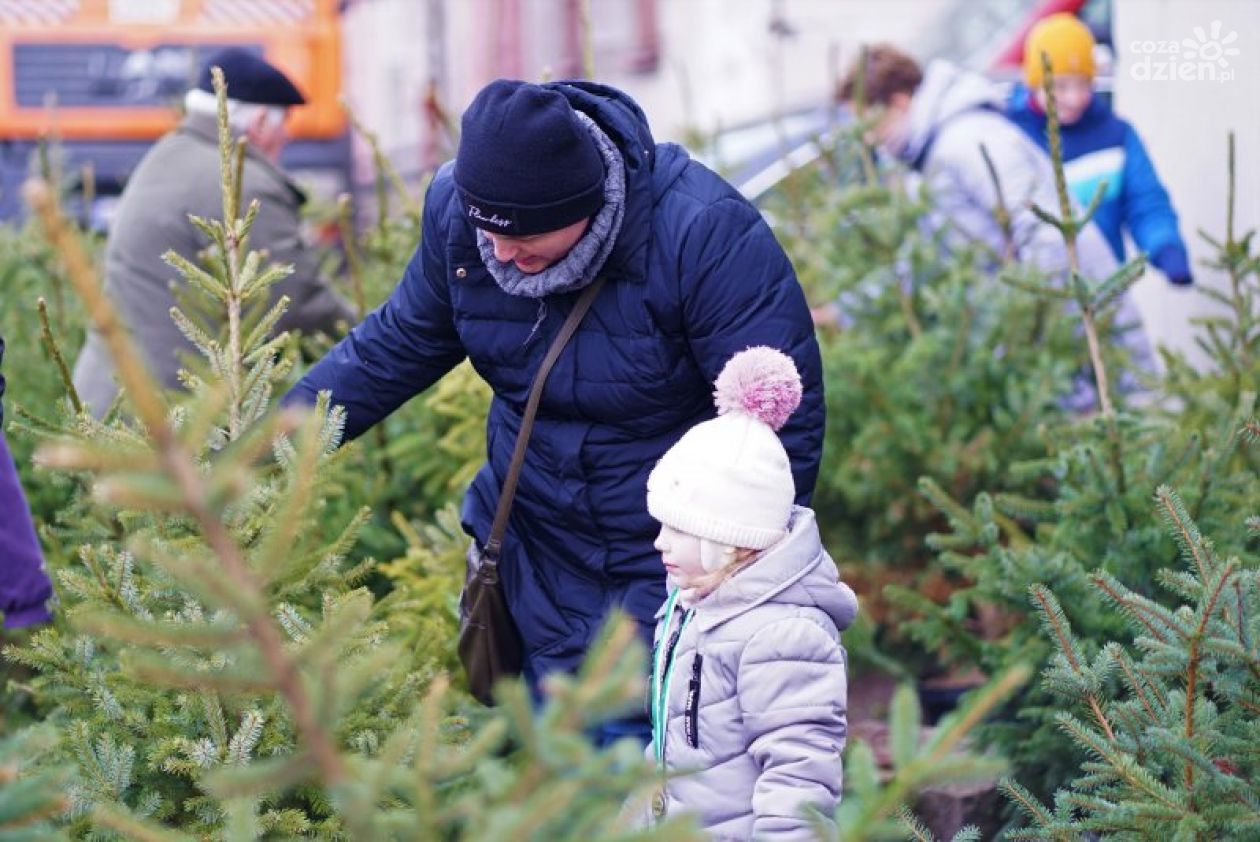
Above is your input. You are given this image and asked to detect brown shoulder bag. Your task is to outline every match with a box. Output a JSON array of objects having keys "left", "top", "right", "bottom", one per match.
[{"left": 457, "top": 276, "right": 607, "bottom": 705}]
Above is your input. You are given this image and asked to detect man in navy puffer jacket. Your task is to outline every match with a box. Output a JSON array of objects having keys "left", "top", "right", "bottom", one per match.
[{"left": 287, "top": 80, "right": 824, "bottom": 738}]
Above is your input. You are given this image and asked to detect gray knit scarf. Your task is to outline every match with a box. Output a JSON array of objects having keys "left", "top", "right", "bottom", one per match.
[{"left": 476, "top": 110, "right": 626, "bottom": 298}]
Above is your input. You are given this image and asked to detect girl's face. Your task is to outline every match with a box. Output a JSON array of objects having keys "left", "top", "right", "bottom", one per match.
[{"left": 654, "top": 523, "right": 705, "bottom": 585}]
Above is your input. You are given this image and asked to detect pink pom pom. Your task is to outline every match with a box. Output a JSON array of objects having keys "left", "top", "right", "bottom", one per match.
[{"left": 713, "top": 346, "right": 802, "bottom": 431}]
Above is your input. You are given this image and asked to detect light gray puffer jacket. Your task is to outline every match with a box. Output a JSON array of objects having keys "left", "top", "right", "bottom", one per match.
[{"left": 645, "top": 506, "right": 858, "bottom": 840}]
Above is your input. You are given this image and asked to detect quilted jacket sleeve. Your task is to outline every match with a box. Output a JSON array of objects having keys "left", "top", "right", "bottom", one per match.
[
  {"left": 737, "top": 616, "right": 847, "bottom": 840},
  {"left": 1120, "top": 125, "right": 1190, "bottom": 282},
  {"left": 285, "top": 176, "right": 466, "bottom": 441},
  {"left": 677, "top": 194, "right": 824, "bottom": 503}
]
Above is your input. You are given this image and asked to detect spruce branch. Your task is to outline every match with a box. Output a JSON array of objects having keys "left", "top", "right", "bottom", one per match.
[
  {"left": 25, "top": 185, "right": 168, "bottom": 428},
  {"left": 1233, "top": 578, "right": 1260, "bottom": 681},
  {"left": 1155, "top": 486, "right": 1212, "bottom": 581},
  {"left": 1091, "top": 572, "right": 1177, "bottom": 645},
  {"left": 1030, "top": 586, "right": 1116, "bottom": 742},
  {"left": 850, "top": 46, "right": 881, "bottom": 186},
  {"left": 91, "top": 802, "right": 197, "bottom": 841},
  {"left": 1111, "top": 647, "right": 1161, "bottom": 724},
  {"left": 72, "top": 609, "right": 247, "bottom": 650},
  {"left": 1054, "top": 713, "right": 1181, "bottom": 812},
  {"left": 36, "top": 295, "right": 83, "bottom": 414},
  {"left": 897, "top": 804, "right": 937, "bottom": 841},
  {"left": 342, "top": 99, "right": 418, "bottom": 230},
  {"left": 24, "top": 180, "right": 348, "bottom": 791},
  {"left": 997, "top": 267, "right": 1073, "bottom": 299},
  {"left": 1182, "top": 555, "right": 1237, "bottom": 798},
  {"left": 999, "top": 778, "right": 1069, "bottom": 839},
  {"left": 336, "top": 195, "right": 367, "bottom": 320},
  {"left": 1030, "top": 585, "right": 1084, "bottom": 672},
  {"left": 205, "top": 67, "right": 252, "bottom": 441},
  {"left": 1036, "top": 52, "right": 1126, "bottom": 492},
  {"left": 979, "top": 143, "right": 1015, "bottom": 263},
  {"left": 923, "top": 663, "right": 1032, "bottom": 764}
]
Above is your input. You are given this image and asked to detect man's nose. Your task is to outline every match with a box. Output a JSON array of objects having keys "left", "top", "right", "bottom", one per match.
[{"left": 491, "top": 237, "right": 517, "bottom": 262}]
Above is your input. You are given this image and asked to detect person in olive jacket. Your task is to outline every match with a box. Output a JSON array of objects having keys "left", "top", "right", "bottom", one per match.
[
  {"left": 72, "top": 48, "right": 354, "bottom": 416},
  {"left": 0, "top": 335, "right": 54, "bottom": 629}
]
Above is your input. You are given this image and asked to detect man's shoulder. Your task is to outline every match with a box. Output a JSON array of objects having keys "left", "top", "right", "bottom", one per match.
[
  {"left": 428, "top": 161, "right": 460, "bottom": 211},
  {"left": 422, "top": 162, "right": 468, "bottom": 243},
  {"left": 240, "top": 153, "right": 302, "bottom": 208},
  {"left": 937, "top": 106, "right": 1023, "bottom": 149},
  {"left": 131, "top": 126, "right": 217, "bottom": 180},
  {"left": 650, "top": 143, "right": 750, "bottom": 226},
  {"left": 930, "top": 108, "right": 1047, "bottom": 179}
]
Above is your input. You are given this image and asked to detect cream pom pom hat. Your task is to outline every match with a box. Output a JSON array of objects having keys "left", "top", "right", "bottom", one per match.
[{"left": 646, "top": 346, "right": 802, "bottom": 569}]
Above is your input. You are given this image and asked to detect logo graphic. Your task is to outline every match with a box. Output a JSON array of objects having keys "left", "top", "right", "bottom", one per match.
[
  {"left": 467, "top": 205, "right": 512, "bottom": 229},
  {"left": 1130, "top": 20, "right": 1240, "bottom": 84},
  {"left": 1183, "top": 20, "right": 1241, "bottom": 67}
]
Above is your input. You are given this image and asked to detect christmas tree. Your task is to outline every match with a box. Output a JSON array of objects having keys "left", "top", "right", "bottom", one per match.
[
  {"left": 1005, "top": 474, "right": 1260, "bottom": 839},
  {"left": 890, "top": 62, "right": 1260, "bottom": 808}
]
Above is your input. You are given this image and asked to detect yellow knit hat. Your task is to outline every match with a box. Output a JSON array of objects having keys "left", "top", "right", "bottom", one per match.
[{"left": 1024, "top": 13, "right": 1096, "bottom": 88}]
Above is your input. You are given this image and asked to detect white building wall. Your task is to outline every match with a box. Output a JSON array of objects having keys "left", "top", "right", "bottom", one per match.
[
  {"left": 599, "top": 0, "right": 953, "bottom": 141},
  {"left": 340, "top": 0, "right": 430, "bottom": 189},
  {"left": 1114, "top": 0, "right": 1260, "bottom": 369},
  {"left": 340, "top": 0, "right": 955, "bottom": 200}
]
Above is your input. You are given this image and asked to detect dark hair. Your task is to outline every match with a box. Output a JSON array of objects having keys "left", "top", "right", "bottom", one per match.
[{"left": 836, "top": 44, "right": 924, "bottom": 107}]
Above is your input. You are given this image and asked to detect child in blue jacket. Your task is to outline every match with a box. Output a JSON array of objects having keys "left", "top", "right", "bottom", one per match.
[{"left": 1006, "top": 13, "right": 1193, "bottom": 286}]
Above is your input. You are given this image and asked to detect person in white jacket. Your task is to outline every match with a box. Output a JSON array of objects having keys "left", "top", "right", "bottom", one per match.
[
  {"left": 821, "top": 45, "right": 1152, "bottom": 396},
  {"left": 838, "top": 45, "right": 1119, "bottom": 278}
]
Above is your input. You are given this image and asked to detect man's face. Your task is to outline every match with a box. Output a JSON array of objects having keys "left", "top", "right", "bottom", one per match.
[
  {"left": 485, "top": 217, "right": 590, "bottom": 274},
  {"left": 248, "top": 108, "right": 289, "bottom": 162},
  {"left": 872, "top": 92, "right": 913, "bottom": 150},
  {"left": 1033, "top": 75, "right": 1094, "bottom": 125}
]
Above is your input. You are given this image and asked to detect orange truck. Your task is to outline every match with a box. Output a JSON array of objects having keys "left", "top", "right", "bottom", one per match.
[{"left": 0, "top": 0, "right": 348, "bottom": 227}]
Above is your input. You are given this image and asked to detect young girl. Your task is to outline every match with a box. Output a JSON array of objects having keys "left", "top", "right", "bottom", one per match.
[{"left": 642, "top": 346, "right": 857, "bottom": 839}]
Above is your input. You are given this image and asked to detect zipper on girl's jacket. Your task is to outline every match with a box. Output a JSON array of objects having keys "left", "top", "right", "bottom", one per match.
[
  {"left": 655, "top": 612, "right": 685, "bottom": 771},
  {"left": 684, "top": 653, "right": 703, "bottom": 749}
]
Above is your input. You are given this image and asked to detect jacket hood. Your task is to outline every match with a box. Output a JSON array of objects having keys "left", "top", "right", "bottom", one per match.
[
  {"left": 659, "top": 506, "right": 858, "bottom": 633},
  {"left": 547, "top": 80, "right": 659, "bottom": 283},
  {"left": 899, "top": 60, "right": 1005, "bottom": 165}
]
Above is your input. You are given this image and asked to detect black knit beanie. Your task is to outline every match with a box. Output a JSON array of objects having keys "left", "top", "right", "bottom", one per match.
[
  {"left": 453, "top": 79, "right": 605, "bottom": 236},
  {"left": 196, "top": 47, "right": 306, "bottom": 106}
]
